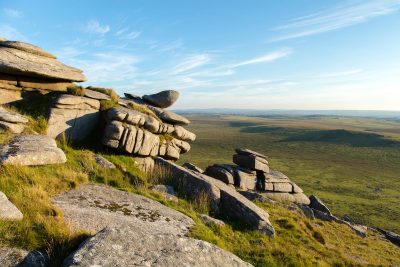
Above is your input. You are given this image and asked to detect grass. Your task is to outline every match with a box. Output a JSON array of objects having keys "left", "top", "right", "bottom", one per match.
[
  {"left": 1, "top": 108, "right": 400, "bottom": 265},
  {"left": 179, "top": 114, "right": 400, "bottom": 233},
  {"left": 66, "top": 85, "right": 85, "bottom": 96},
  {"left": 126, "top": 102, "right": 161, "bottom": 121},
  {"left": 86, "top": 86, "right": 119, "bottom": 102}
]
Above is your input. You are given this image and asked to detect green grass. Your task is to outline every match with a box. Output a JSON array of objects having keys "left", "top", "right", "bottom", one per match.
[
  {"left": 1, "top": 110, "right": 400, "bottom": 266},
  {"left": 179, "top": 114, "right": 400, "bottom": 233},
  {"left": 66, "top": 85, "right": 85, "bottom": 96}
]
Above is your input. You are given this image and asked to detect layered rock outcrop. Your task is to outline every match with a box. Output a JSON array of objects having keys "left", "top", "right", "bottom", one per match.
[
  {"left": 0, "top": 106, "right": 28, "bottom": 133},
  {"left": 204, "top": 148, "right": 310, "bottom": 205}
]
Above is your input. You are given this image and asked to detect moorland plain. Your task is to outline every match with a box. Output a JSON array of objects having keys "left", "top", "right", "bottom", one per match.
[{"left": 180, "top": 114, "right": 400, "bottom": 232}]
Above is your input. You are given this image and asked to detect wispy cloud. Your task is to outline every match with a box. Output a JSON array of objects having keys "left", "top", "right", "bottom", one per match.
[
  {"left": 3, "top": 8, "right": 22, "bottom": 18},
  {"left": 230, "top": 49, "right": 292, "bottom": 68},
  {"left": 84, "top": 20, "right": 110, "bottom": 35},
  {"left": 172, "top": 54, "right": 211, "bottom": 74},
  {"left": 115, "top": 28, "right": 141, "bottom": 40},
  {"left": 0, "top": 25, "right": 27, "bottom": 40},
  {"left": 272, "top": 0, "right": 400, "bottom": 41}
]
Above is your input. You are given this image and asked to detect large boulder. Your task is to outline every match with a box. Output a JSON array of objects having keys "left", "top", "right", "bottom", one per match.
[
  {"left": 149, "top": 106, "right": 190, "bottom": 125},
  {"left": 0, "top": 191, "right": 23, "bottom": 221},
  {"left": 54, "top": 184, "right": 252, "bottom": 266},
  {"left": 142, "top": 90, "right": 180, "bottom": 108},
  {"left": 233, "top": 153, "right": 269, "bottom": 173},
  {"left": 46, "top": 94, "right": 100, "bottom": 141},
  {"left": 155, "top": 158, "right": 275, "bottom": 236},
  {"left": 0, "top": 106, "right": 28, "bottom": 134},
  {"left": 309, "top": 195, "right": 331, "bottom": 215},
  {"left": 0, "top": 135, "right": 66, "bottom": 166},
  {"left": 0, "top": 41, "right": 85, "bottom": 82},
  {"left": 62, "top": 227, "right": 252, "bottom": 267}
]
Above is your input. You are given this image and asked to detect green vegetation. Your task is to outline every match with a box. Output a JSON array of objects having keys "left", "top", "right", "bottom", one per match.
[
  {"left": 99, "top": 99, "right": 118, "bottom": 111},
  {"left": 1, "top": 110, "right": 400, "bottom": 266},
  {"left": 86, "top": 86, "right": 119, "bottom": 102},
  {"left": 66, "top": 85, "right": 85, "bottom": 96},
  {"left": 180, "top": 114, "right": 400, "bottom": 233}
]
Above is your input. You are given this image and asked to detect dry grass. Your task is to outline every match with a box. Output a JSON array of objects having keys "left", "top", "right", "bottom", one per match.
[
  {"left": 126, "top": 102, "right": 161, "bottom": 122},
  {"left": 66, "top": 85, "right": 85, "bottom": 96}
]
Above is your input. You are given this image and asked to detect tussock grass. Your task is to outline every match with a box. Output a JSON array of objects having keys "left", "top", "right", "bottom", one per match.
[
  {"left": 126, "top": 102, "right": 161, "bottom": 122},
  {"left": 86, "top": 86, "right": 119, "bottom": 102},
  {"left": 66, "top": 85, "right": 85, "bottom": 96}
]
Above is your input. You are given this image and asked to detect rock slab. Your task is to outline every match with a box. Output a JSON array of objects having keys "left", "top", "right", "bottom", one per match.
[
  {"left": 142, "top": 90, "right": 180, "bottom": 108},
  {"left": 0, "top": 135, "right": 66, "bottom": 166},
  {"left": 0, "top": 191, "right": 23, "bottom": 220}
]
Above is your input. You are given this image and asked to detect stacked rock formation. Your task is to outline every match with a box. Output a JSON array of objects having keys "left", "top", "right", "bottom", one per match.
[
  {"left": 102, "top": 90, "right": 195, "bottom": 165},
  {"left": 0, "top": 39, "right": 85, "bottom": 105},
  {"left": 0, "top": 106, "right": 28, "bottom": 133},
  {"left": 204, "top": 148, "right": 309, "bottom": 205}
]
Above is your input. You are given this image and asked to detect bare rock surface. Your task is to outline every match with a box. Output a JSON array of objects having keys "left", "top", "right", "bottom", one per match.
[
  {"left": 55, "top": 184, "right": 252, "bottom": 266},
  {"left": 52, "top": 183, "right": 193, "bottom": 234},
  {"left": 155, "top": 157, "right": 275, "bottom": 236},
  {"left": 182, "top": 162, "right": 203, "bottom": 173},
  {"left": 62, "top": 227, "right": 252, "bottom": 267},
  {"left": 83, "top": 88, "right": 110, "bottom": 100},
  {"left": 0, "top": 135, "right": 66, "bottom": 166},
  {"left": 93, "top": 154, "right": 115, "bottom": 169},
  {"left": 199, "top": 214, "right": 226, "bottom": 227},
  {"left": 309, "top": 195, "right": 331, "bottom": 215},
  {"left": 0, "top": 246, "right": 28, "bottom": 267},
  {"left": 149, "top": 106, "right": 190, "bottom": 125},
  {"left": 142, "top": 90, "right": 180, "bottom": 108},
  {"left": 0, "top": 106, "right": 28, "bottom": 134},
  {"left": 0, "top": 191, "right": 23, "bottom": 220},
  {"left": 0, "top": 42, "right": 85, "bottom": 81},
  {"left": 47, "top": 94, "right": 100, "bottom": 141}
]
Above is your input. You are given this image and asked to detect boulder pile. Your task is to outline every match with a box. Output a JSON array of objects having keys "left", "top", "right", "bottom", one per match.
[
  {"left": 0, "top": 39, "right": 85, "bottom": 105},
  {"left": 204, "top": 148, "right": 310, "bottom": 205},
  {"left": 102, "top": 90, "right": 195, "bottom": 167}
]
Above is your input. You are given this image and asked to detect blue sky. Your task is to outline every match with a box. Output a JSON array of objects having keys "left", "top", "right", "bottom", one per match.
[{"left": 1, "top": 0, "right": 400, "bottom": 110}]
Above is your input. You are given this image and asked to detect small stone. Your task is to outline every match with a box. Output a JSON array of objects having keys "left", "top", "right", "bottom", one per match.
[
  {"left": 182, "top": 162, "right": 203, "bottom": 173},
  {"left": 0, "top": 191, "right": 23, "bottom": 221},
  {"left": 309, "top": 195, "right": 331, "bottom": 215},
  {"left": 142, "top": 90, "right": 180, "bottom": 108},
  {"left": 150, "top": 185, "right": 178, "bottom": 202},
  {"left": 199, "top": 214, "right": 225, "bottom": 227},
  {"left": 93, "top": 154, "right": 115, "bottom": 169}
]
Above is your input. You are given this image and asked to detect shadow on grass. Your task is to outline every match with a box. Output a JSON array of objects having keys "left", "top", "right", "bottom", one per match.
[{"left": 283, "top": 129, "right": 399, "bottom": 147}]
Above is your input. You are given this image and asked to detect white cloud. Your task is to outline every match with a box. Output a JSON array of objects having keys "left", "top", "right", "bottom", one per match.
[
  {"left": 272, "top": 0, "right": 400, "bottom": 41},
  {"left": 172, "top": 54, "right": 211, "bottom": 74},
  {"left": 0, "top": 25, "right": 26, "bottom": 40},
  {"left": 3, "top": 8, "right": 22, "bottom": 18},
  {"left": 84, "top": 20, "right": 110, "bottom": 35},
  {"left": 122, "top": 31, "right": 141, "bottom": 40},
  {"left": 230, "top": 49, "right": 292, "bottom": 68}
]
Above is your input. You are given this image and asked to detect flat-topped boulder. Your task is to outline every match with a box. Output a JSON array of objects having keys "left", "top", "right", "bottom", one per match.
[
  {"left": 0, "top": 106, "right": 28, "bottom": 134},
  {"left": 0, "top": 191, "right": 23, "bottom": 221},
  {"left": 0, "top": 41, "right": 85, "bottom": 82},
  {"left": 142, "top": 90, "right": 180, "bottom": 108},
  {"left": 233, "top": 153, "right": 269, "bottom": 173},
  {"left": 235, "top": 148, "right": 268, "bottom": 159},
  {"left": 0, "top": 135, "right": 66, "bottom": 166},
  {"left": 62, "top": 227, "right": 252, "bottom": 267}
]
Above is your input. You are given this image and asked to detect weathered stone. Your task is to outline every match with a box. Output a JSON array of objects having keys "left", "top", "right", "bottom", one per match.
[
  {"left": 292, "top": 182, "right": 303, "bottom": 193},
  {"left": 264, "top": 182, "right": 274, "bottom": 191},
  {"left": 234, "top": 168, "right": 258, "bottom": 190},
  {"left": 0, "top": 41, "right": 56, "bottom": 59},
  {"left": 158, "top": 139, "right": 189, "bottom": 160},
  {"left": 378, "top": 229, "right": 400, "bottom": 247},
  {"left": 233, "top": 153, "right": 269, "bottom": 173},
  {"left": 0, "top": 191, "right": 23, "bottom": 220},
  {"left": 47, "top": 94, "right": 100, "bottom": 141},
  {"left": 273, "top": 182, "right": 293, "bottom": 193},
  {"left": 150, "top": 185, "right": 178, "bottom": 202},
  {"left": 134, "top": 157, "right": 155, "bottom": 172},
  {"left": 52, "top": 183, "right": 194, "bottom": 235},
  {"left": 309, "top": 195, "right": 331, "bottom": 215},
  {"left": 17, "top": 76, "right": 73, "bottom": 91},
  {"left": 62, "top": 227, "right": 252, "bottom": 267},
  {"left": 124, "top": 92, "right": 141, "bottom": 99},
  {"left": 235, "top": 148, "right": 267, "bottom": 159},
  {"left": 155, "top": 158, "right": 275, "bottom": 236},
  {"left": 262, "top": 192, "right": 310, "bottom": 205},
  {"left": 149, "top": 106, "right": 190, "bottom": 125},
  {"left": 0, "top": 43, "right": 85, "bottom": 81},
  {"left": 142, "top": 90, "right": 180, "bottom": 108},
  {"left": 199, "top": 214, "right": 226, "bottom": 227},
  {"left": 0, "top": 82, "right": 20, "bottom": 91},
  {"left": 0, "top": 106, "right": 28, "bottom": 133},
  {"left": 0, "top": 73, "right": 18, "bottom": 85},
  {"left": 93, "top": 154, "right": 115, "bottom": 169},
  {"left": 0, "top": 121, "right": 25, "bottom": 134},
  {"left": 0, "top": 246, "right": 28, "bottom": 267},
  {"left": 173, "top": 125, "right": 196, "bottom": 141},
  {"left": 238, "top": 190, "right": 275, "bottom": 204},
  {"left": 182, "top": 162, "right": 203, "bottom": 173},
  {"left": 205, "top": 164, "right": 235, "bottom": 184},
  {"left": 84, "top": 88, "right": 110, "bottom": 100},
  {"left": 0, "top": 135, "right": 66, "bottom": 166},
  {"left": 298, "top": 204, "right": 315, "bottom": 219},
  {"left": 0, "top": 89, "right": 21, "bottom": 104}
]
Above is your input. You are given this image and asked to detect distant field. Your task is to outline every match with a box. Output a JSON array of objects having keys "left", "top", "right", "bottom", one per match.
[{"left": 179, "top": 114, "right": 400, "bottom": 232}]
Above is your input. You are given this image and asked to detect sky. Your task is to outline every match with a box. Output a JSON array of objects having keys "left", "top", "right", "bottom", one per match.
[{"left": 1, "top": 0, "right": 400, "bottom": 110}]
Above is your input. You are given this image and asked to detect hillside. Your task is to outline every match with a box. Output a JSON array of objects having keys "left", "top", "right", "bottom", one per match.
[{"left": 0, "top": 39, "right": 399, "bottom": 267}]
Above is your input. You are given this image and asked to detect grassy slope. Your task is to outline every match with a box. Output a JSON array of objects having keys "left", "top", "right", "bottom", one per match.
[
  {"left": 0, "top": 106, "right": 399, "bottom": 266},
  {"left": 179, "top": 115, "right": 400, "bottom": 233}
]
